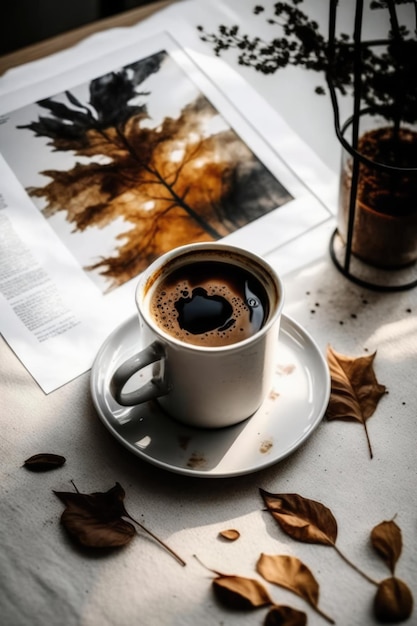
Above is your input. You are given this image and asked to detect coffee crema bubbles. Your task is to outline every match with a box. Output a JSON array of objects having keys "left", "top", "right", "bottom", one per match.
[{"left": 149, "top": 260, "right": 270, "bottom": 347}]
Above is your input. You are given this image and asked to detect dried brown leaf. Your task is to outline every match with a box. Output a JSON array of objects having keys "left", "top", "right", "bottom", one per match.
[
  {"left": 60, "top": 501, "right": 135, "bottom": 547},
  {"left": 260, "top": 491, "right": 337, "bottom": 546},
  {"left": 257, "top": 553, "right": 334, "bottom": 624},
  {"left": 54, "top": 482, "right": 186, "bottom": 565},
  {"left": 326, "top": 346, "right": 386, "bottom": 458},
  {"left": 374, "top": 577, "right": 413, "bottom": 623},
  {"left": 371, "top": 519, "right": 402, "bottom": 574},
  {"left": 24, "top": 453, "right": 66, "bottom": 472},
  {"left": 55, "top": 482, "right": 129, "bottom": 523},
  {"left": 213, "top": 574, "right": 272, "bottom": 610},
  {"left": 264, "top": 604, "right": 307, "bottom": 626},
  {"left": 218, "top": 529, "right": 240, "bottom": 541},
  {"left": 259, "top": 490, "right": 378, "bottom": 585},
  {"left": 54, "top": 482, "right": 134, "bottom": 548}
]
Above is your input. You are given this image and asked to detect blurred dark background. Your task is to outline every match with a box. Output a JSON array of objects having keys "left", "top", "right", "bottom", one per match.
[{"left": 1, "top": 0, "right": 158, "bottom": 56}]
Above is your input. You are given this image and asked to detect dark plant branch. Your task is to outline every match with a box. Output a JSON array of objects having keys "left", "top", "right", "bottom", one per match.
[{"left": 198, "top": 0, "right": 417, "bottom": 125}]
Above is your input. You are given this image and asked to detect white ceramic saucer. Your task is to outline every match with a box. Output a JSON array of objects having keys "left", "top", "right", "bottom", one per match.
[{"left": 90, "top": 314, "right": 330, "bottom": 478}]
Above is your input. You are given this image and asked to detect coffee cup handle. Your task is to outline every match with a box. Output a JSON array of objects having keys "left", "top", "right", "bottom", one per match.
[{"left": 110, "top": 341, "right": 170, "bottom": 406}]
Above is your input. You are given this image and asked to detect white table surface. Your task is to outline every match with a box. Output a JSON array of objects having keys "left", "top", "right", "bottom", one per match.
[{"left": 1, "top": 2, "right": 416, "bottom": 626}]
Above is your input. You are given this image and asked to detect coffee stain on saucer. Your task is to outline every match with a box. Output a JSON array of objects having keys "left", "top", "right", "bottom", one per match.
[
  {"left": 186, "top": 451, "right": 207, "bottom": 469},
  {"left": 260, "top": 439, "right": 273, "bottom": 454},
  {"left": 269, "top": 389, "right": 280, "bottom": 400},
  {"left": 277, "top": 363, "right": 296, "bottom": 375}
]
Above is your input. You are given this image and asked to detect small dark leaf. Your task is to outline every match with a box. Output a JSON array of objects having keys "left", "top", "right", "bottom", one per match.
[
  {"left": 374, "top": 577, "right": 413, "bottom": 623},
  {"left": 371, "top": 520, "right": 402, "bottom": 574},
  {"left": 264, "top": 604, "right": 307, "bottom": 626},
  {"left": 24, "top": 453, "right": 66, "bottom": 472},
  {"left": 213, "top": 574, "right": 272, "bottom": 610},
  {"left": 260, "top": 490, "right": 338, "bottom": 546}
]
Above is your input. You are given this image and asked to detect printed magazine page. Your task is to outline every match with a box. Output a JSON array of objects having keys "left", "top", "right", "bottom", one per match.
[{"left": 0, "top": 26, "right": 334, "bottom": 393}]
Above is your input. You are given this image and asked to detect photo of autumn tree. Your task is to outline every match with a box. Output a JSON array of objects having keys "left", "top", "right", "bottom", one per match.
[{"left": 1, "top": 49, "right": 293, "bottom": 292}]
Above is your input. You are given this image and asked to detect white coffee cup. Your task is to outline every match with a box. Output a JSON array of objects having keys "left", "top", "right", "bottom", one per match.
[{"left": 110, "top": 242, "right": 284, "bottom": 428}]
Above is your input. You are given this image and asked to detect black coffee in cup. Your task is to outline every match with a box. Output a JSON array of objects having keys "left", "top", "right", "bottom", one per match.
[
  {"left": 149, "top": 252, "right": 270, "bottom": 347},
  {"left": 113, "top": 243, "right": 283, "bottom": 425}
]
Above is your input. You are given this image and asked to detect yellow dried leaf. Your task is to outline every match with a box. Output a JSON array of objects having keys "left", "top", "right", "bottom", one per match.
[
  {"left": 326, "top": 345, "right": 386, "bottom": 458},
  {"left": 257, "top": 554, "right": 334, "bottom": 624},
  {"left": 218, "top": 529, "right": 240, "bottom": 541}
]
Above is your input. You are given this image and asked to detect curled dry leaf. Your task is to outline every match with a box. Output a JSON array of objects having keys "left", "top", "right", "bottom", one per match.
[
  {"left": 257, "top": 553, "right": 334, "bottom": 624},
  {"left": 264, "top": 604, "right": 307, "bottom": 626},
  {"left": 213, "top": 574, "right": 272, "bottom": 610},
  {"left": 54, "top": 482, "right": 135, "bottom": 548},
  {"left": 326, "top": 346, "right": 386, "bottom": 459},
  {"left": 259, "top": 490, "right": 337, "bottom": 546},
  {"left": 371, "top": 519, "right": 402, "bottom": 575},
  {"left": 61, "top": 502, "right": 135, "bottom": 548},
  {"left": 218, "top": 529, "right": 240, "bottom": 541},
  {"left": 24, "top": 453, "right": 66, "bottom": 472},
  {"left": 371, "top": 520, "right": 403, "bottom": 574},
  {"left": 374, "top": 577, "right": 413, "bottom": 623},
  {"left": 193, "top": 555, "right": 271, "bottom": 611},
  {"left": 54, "top": 482, "right": 186, "bottom": 565}
]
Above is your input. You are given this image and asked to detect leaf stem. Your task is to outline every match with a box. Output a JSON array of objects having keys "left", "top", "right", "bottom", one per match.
[
  {"left": 311, "top": 604, "right": 335, "bottom": 624},
  {"left": 127, "top": 514, "right": 186, "bottom": 567},
  {"left": 193, "top": 553, "right": 223, "bottom": 577},
  {"left": 363, "top": 420, "right": 373, "bottom": 459},
  {"left": 333, "top": 544, "right": 378, "bottom": 585}
]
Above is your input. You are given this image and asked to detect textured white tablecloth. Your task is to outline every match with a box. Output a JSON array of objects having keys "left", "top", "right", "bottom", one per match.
[{"left": 1, "top": 2, "right": 416, "bottom": 625}]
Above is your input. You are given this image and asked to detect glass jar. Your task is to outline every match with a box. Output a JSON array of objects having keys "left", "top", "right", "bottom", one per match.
[{"left": 337, "top": 117, "right": 417, "bottom": 269}]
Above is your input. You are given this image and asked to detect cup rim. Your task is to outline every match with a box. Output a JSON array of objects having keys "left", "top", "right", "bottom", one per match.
[{"left": 136, "top": 242, "right": 284, "bottom": 352}]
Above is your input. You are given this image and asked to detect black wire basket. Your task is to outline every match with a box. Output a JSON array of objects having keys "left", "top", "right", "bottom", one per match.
[{"left": 326, "top": 0, "right": 417, "bottom": 292}]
